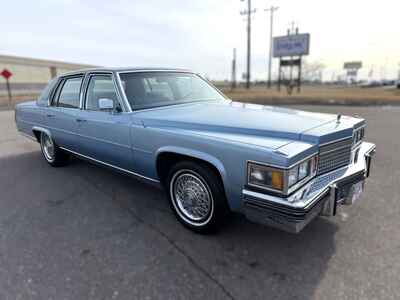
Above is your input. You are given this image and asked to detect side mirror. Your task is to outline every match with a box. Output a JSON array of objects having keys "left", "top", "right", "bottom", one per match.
[
  {"left": 98, "top": 98, "right": 114, "bottom": 111},
  {"left": 115, "top": 103, "right": 123, "bottom": 113}
]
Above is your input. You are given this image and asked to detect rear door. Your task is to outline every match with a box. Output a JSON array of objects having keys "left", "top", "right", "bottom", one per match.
[
  {"left": 46, "top": 75, "right": 83, "bottom": 151},
  {"left": 76, "top": 73, "right": 133, "bottom": 170}
]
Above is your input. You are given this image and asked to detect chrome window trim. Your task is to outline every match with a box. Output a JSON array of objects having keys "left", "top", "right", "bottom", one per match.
[
  {"left": 59, "top": 146, "right": 160, "bottom": 184},
  {"left": 48, "top": 78, "right": 62, "bottom": 106},
  {"left": 116, "top": 69, "right": 193, "bottom": 74},
  {"left": 50, "top": 74, "right": 85, "bottom": 109},
  {"left": 82, "top": 72, "right": 128, "bottom": 112},
  {"left": 115, "top": 72, "right": 132, "bottom": 112}
]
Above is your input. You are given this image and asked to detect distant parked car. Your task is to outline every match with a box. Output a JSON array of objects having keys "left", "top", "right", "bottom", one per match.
[
  {"left": 381, "top": 79, "right": 395, "bottom": 86},
  {"left": 359, "top": 80, "right": 382, "bottom": 88},
  {"left": 15, "top": 68, "right": 376, "bottom": 233}
]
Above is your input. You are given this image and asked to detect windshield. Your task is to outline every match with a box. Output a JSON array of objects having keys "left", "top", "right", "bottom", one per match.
[{"left": 119, "top": 72, "right": 226, "bottom": 110}]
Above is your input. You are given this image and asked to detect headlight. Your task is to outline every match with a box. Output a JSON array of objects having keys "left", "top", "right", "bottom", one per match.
[
  {"left": 248, "top": 163, "right": 284, "bottom": 191},
  {"left": 298, "top": 160, "right": 311, "bottom": 180},
  {"left": 248, "top": 155, "right": 318, "bottom": 195},
  {"left": 353, "top": 127, "right": 365, "bottom": 146},
  {"left": 288, "top": 166, "right": 299, "bottom": 187}
]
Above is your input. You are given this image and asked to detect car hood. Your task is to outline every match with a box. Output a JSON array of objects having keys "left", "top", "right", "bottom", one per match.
[{"left": 137, "top": 101, "right": 362, "bottom": 150}]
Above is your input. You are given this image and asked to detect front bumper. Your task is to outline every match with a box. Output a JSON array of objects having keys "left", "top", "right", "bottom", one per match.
[{"left": 242, "top": 142, "right": 376, "bottom": 233}]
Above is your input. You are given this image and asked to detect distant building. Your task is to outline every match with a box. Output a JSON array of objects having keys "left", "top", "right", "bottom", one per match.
[{"left": 0, "top": 54, "right": 96, "bottom": 96}]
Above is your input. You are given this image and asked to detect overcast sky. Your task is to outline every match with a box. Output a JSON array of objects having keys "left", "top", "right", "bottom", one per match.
[{"left": 2, "top": 0, "right": 399, "bottom": 80}]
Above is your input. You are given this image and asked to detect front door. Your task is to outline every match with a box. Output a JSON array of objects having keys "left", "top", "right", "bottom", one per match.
[{"left": 76, "top": 73, "right": 133, "bottom": 170}]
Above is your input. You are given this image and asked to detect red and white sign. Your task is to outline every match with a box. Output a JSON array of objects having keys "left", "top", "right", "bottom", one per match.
[{"left": 1, "top": 69, "right": 13, "bottom": 80}]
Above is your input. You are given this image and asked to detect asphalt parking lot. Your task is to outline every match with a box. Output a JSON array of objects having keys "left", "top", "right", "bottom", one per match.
[{"left": 0, "top": 105, "right": 399, "bottom": 300}]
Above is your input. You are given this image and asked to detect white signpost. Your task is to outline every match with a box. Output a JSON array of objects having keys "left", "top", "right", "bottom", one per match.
[{"left": 273, "top": 33, "right": 310, "bottom": 57}]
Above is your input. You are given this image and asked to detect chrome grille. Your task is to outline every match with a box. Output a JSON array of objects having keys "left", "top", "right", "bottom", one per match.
[{"left": 317, "top": 138, "right": 353, "bottom": 175}]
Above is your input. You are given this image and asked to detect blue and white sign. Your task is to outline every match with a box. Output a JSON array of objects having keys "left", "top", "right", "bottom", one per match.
[{"left": 273, "top": 33, "right": 310, "bottom": 57}]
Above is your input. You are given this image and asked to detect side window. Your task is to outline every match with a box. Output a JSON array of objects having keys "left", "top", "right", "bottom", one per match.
[
  {"left": 85, "top": 75, "right": 119, "bottom": 111},
  {"left": 37, "top": 78, "right": 58, "bottom": 106},
  {"left": 57, "top": 77, "right": 83, "bottom": 109}
]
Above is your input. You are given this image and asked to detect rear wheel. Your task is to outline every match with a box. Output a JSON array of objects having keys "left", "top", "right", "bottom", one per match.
[
  {"left": 39, "top": 132, "right": 69, "bottom": 167},
  {"left": 166, "top": 161, "right": 229, "bottom": 233}
]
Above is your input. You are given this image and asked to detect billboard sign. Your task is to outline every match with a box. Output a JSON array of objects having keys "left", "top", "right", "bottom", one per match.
[
  {"left": 273, "top": 34, "right": 310, "bottom": 57},
  {"left": 344, "top": 61, "right": 362, "bottom": 70}
]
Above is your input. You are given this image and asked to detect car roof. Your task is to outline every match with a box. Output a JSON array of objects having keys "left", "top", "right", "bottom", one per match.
[{"left": 59, "top": 67, "right": 193, "bottom": 77}]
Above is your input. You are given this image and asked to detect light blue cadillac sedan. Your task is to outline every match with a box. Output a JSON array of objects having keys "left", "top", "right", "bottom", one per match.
[{"left": 15, "top": 68, "right": 376, "bottom": 233}]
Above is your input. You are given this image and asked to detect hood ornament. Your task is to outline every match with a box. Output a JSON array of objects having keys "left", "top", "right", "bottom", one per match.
[{"left": 336, "top": 114, "right": 342, "bottom": 124}]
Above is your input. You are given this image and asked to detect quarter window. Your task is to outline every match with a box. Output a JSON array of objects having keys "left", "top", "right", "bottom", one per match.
[
  {"left": 37, "top": 78, "right": 58, "bottom": 106},
  {"left": 57, "top": 77, "right": 83, "bottom": 108},
  {"left": 85, "top": 75, "right": 119, "bottom": 111}
]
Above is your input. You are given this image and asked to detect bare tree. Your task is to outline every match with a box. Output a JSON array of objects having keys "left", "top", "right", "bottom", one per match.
[{"left": 302, "top": 60, "right": 326, "bottom": 82}]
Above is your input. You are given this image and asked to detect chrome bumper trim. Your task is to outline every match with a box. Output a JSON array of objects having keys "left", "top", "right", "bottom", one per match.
[
  {"left": 242, "top": 141, "right": 376, "bottom": 233},
  {"left": 243, "top": 142, "right": 376, "bottom": 210}
]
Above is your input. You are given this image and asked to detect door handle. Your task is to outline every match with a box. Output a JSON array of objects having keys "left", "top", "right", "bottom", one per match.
[
  {"left": 76, "top": 118, "right": 87, "bottom": 123},
  {"left": 46, "top": 114, "right": 55, "bottom": 118}
]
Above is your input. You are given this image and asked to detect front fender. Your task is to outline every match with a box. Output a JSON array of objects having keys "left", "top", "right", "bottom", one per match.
[{"left": 155, "top": 145, "right": 228, "bottom": 188}]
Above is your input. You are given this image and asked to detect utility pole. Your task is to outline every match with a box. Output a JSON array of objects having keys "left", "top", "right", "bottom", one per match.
[
  {"left": 398, "top": 63, "right": 400, "bottom": 80},
  {"left": 265, "top": 5, "right": 279, "bottom": 88},
  {"left": 288, "top": 22, "right": 297, "bottom": 87},
  {"left": 397, "top": 63, "right": 400, "bottom": 89},
  {"left": 231, "top": 48, "right": 237, "bottom": 90},
  {"left": 240, "top": 0, "right": 256, "bottom": 89}
]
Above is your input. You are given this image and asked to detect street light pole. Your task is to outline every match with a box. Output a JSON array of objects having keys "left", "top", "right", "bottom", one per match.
[{"left": 265, "top": 6, "right": 279, "bottom": 88}]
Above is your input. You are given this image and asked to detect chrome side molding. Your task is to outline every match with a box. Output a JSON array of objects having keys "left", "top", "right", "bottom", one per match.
[{"left": 59, "top": 147, "right": 161, "bottom": 184}]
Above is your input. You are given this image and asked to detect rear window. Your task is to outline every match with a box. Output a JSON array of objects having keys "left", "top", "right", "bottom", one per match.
[
  {"left": 56, "top": 77, "right": 83, "bottom": 109},
  {"left": 37, "top": 78, "right": 58, "bottom": 106}
]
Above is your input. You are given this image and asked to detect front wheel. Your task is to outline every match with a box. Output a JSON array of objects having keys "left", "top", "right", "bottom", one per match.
[
  {"left": 166, "top": 161, "right": 229, "bottom": 233},
  {"left": 39, "top": 132, "right": 69, "bottom": 167}
]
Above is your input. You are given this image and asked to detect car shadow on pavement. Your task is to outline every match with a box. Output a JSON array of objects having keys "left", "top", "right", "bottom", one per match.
[{"left": 1, "top": 151, "right": 338, "bottom": 300}]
